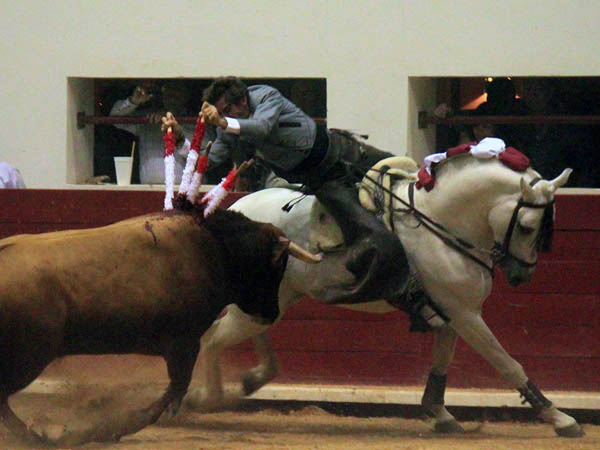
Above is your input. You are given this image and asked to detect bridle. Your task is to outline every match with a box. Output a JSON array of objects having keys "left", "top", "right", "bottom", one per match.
[
  {"left": 364, "top": 167, "right": 554, "bottom": 276},
  {"left": 490, "top": 178, "right": 554, "bottom": 270}
]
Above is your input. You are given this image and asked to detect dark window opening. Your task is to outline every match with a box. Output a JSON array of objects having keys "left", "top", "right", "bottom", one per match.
[
  {"left": 91, "top": 77, "right": 327, "bottom": 187},
  {"left": 433, "top": 77, "right": 600, "bottom": 188}
]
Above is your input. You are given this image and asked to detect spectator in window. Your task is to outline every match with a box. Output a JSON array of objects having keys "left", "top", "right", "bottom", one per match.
[
  {"left": 110, "top": 81, "right": 197, "bottom": 184},
  {"left": 0, "top": 162, "right": 25, "bottom": 188},
  {"left": 469, "top": 101, "right": 521, "bottom": 146},
  {"left": 472, "top": 78, "right": 526, "bottom": 148},
  {"left": 434, "top": 78, "right": 525, "bottom": 148},
  {"left": 484, "top": 78, "right": 525, "bottom": 115},
  {"left": 436, "top": 103, "right": 509, "bottom": 146}
]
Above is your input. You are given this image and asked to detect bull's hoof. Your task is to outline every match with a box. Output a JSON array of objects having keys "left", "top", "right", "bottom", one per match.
[
  {"left": 23, "top": 431, "right": 48, "bottom": 448},
  {"left": 555, "top": 422, "right": 585, "bottom": 438},
  {"left": 164, "top": 398, "right": 182, "bottom": 419},
  {"left": 434, "top": 419, "right": 465, "bottom": 434}
]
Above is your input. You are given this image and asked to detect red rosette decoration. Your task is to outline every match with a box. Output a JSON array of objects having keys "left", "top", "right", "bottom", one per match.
[
  {"left": 416, "top": 166, "right": 435, "bottom": 191},
  {"left": 498, "top": 147, "right": 530, "bottom": 172}
]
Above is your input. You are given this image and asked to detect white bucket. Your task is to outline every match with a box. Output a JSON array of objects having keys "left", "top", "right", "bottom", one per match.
[{"left": 114, "top": 156, "right": 133, "bottom": 185}]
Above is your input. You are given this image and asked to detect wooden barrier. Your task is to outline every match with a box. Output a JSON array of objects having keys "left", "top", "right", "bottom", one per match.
[{"left": 0, "top": 189, "right": 598, "bottom": 391}]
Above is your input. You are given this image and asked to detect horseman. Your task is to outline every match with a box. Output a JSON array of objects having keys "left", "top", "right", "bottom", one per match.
[{"left": 198, "top": 76, "right": 410, "bottom": 306}]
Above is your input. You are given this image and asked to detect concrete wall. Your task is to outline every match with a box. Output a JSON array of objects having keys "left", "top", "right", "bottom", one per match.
[{"left": 3, "top": 0, "right": 600, "bottom": 187}]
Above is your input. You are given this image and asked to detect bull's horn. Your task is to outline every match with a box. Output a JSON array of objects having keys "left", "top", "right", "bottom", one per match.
[{"left": 282, "top": 238, "right": 322, "bottom": 264}]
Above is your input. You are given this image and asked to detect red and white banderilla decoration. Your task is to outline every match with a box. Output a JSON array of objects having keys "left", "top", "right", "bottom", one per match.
[
  {"left": 178, "top": 113, "right": 205, "bottom": 198},
  {"left": 163, "top": 126, "right": 176, "bottom": 210},
  {"left": 185, "top": 143, "right": 211, "bottom": 203},
  {"left": 200, "top": 159, "right": 254, "bottom": 217},
  {"left": 163, "top": 111, "right": 252, "bottom": 214}
]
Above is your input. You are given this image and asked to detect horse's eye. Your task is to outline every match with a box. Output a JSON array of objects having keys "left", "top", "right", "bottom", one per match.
[{"left": 518, "top": 223, "right": 535, "bottom": 235}]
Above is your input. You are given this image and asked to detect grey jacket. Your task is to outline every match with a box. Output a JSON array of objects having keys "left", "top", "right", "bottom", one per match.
[{"left": 208, "top": 85, "right": 316, "bottom": 172}]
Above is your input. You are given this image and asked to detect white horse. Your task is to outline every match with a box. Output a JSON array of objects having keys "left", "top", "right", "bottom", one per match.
[{"left": 197, "top": 150, "right": 582, "bottom": 437}]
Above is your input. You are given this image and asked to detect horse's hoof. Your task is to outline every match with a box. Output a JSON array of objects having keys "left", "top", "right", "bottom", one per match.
[
  {"left": 555, "top": 422, "right": 585, "bottom": 438},
  {"left": 242, "top": 373, "right": 263, "bottom": 396},
  {"left": 434, "top": 419, "right": 465, "bottom": 434}
]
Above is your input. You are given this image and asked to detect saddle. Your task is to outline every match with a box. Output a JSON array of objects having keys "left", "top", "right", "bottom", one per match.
[
  {"left": 358, "top": 156, "right": 418, "bottom": 218},
  {"left": 309, "top": 155, "right": 420, "bottom": 250}
]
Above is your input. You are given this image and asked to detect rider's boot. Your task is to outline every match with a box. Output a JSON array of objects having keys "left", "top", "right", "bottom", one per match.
[
  {"left": 293, "top": 129, "right": 447, "bottom": 322},
  {"left": 312, "top": 178, "right": 447, "bottom": 329},
  {"left": 312, "top": 179, "right": 410, "bottom": 304}
]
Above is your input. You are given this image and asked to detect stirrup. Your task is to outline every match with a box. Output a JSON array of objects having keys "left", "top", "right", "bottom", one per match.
[{"left": 392, "top": 275, "right": 448, "bottom": 332}]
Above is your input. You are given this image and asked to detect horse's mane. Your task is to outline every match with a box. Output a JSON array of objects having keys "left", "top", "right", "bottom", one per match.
[{"left": 433, "top": 152, "right": 533, "bottom": 194}]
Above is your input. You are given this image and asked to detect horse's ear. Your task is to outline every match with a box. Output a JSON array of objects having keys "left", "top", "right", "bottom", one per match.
[
  {"left": 548, "top": 168, "right": 572, "bottom": 192},
  {"left": 520, "top": 177, "right": 536, "bottom": 202}
]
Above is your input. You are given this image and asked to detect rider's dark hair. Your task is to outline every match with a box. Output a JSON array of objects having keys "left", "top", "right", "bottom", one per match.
[{"left": 202, "top": 76, "right": 248, "bottom": 106}]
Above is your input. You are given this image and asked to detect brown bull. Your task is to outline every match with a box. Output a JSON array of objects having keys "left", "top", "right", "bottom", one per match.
[{"left": 0, "top": 206, "right": 319, "bottom": 446}]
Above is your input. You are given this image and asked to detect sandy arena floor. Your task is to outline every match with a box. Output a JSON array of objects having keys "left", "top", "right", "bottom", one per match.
[
  {"left": 0, "top": 385, "right": 598, "bottom": 450},
  {"left": 1, "top": 356, "right": 598, "bottom": 449}
]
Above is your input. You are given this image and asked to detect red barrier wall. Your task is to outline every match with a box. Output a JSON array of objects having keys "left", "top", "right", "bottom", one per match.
[{"left": 0, "top": 189, "right": 598, "bottom": 391}]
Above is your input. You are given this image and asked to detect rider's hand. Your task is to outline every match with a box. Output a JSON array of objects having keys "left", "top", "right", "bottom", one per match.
[
  {"left": 129, "top": 86, "right": 153, "bottom": 106},
  {"left": 201, "top": 102, "right": 228, "bottom": 129},
  {"left": 161, "top": 112, "right": 185, "bottom": 146}
]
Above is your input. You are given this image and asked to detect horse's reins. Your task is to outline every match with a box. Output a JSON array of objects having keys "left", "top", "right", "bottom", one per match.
[{"left": 362, "top": 166, "right": 554, "bottom": 276}]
